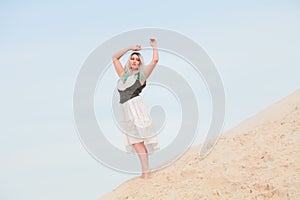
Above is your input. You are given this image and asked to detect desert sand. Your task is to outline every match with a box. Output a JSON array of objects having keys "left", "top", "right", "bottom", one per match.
[{"left": 99, "top": 89, "right": 300, "bottom": 200}]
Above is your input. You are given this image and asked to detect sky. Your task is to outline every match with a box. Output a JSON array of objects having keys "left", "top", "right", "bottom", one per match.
[{"left": 1, "top": 0, "right": 299, "bottom": 199}]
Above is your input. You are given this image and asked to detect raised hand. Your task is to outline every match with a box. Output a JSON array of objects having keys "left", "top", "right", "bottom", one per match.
[
  {"left": 150, "top": 38, "right": 157, "bottom": 48},
  {"left": 131, "top": 45, "right": 142, "bottom": 51}
]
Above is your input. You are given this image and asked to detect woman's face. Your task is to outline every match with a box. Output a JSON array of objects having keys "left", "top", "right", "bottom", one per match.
[{"left": 129, "top": 54, "right": 141, "bottom": 69}]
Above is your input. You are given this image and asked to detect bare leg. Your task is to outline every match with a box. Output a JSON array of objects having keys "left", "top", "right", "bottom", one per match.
[{"left": 132, "top": 142, "right": 151, "bottom": 179}]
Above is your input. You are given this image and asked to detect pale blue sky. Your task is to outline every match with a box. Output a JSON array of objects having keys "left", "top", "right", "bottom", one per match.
[{"left": 1, "top": 1, "right": 299, "bottom": 199}]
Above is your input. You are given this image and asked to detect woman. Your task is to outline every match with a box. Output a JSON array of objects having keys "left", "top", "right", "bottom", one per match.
[{"left": 112, "top": 38, "right": 159, "bottom": 179}]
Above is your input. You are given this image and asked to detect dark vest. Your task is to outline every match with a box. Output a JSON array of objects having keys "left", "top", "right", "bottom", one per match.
[{"left": 118, "top": 74, "right": 146, "bottom": 104}]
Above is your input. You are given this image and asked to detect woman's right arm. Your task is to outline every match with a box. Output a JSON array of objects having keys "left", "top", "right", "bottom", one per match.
[{"left": 112, "top": 45, "right": 141, "bottom": 77}]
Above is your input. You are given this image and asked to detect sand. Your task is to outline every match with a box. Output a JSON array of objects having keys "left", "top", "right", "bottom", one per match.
[{"left": 99, "top": 89, "right": 300, "bottom": 200}]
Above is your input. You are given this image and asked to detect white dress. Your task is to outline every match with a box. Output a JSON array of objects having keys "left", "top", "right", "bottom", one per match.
[{"left": 117, "top": 72, "right": 160, "bottom": 154}]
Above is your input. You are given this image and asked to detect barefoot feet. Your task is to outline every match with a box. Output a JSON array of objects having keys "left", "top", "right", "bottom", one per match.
[{"left": 141, "top": 169, "right": 151, "bottom": 179}]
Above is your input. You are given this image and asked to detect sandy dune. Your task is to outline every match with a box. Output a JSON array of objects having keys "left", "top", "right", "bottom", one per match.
[{"left": 99, "top": 89, "right": 300, "bottom": 200}]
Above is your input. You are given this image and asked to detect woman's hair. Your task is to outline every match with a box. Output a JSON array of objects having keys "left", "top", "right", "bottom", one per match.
[{"left": 121, "top": 52, "right": 146, "bottom": 83}]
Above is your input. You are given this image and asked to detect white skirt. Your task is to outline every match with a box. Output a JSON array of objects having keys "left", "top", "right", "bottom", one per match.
[{"left": 118, "top": 96, "right": 160, "bottom": 154}]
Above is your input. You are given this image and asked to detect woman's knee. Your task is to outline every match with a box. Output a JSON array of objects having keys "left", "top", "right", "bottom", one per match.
[{"left": 132, "top": 142, "right": 146, "bottom": 152}]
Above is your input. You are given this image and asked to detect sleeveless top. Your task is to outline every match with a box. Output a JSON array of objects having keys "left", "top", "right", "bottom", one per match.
[{"left": 117, "top": 72, "right": 146, "bottom": 104}]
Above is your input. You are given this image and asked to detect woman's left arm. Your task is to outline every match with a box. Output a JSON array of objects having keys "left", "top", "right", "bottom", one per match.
[{"left": 143, "top": 38, "right": 159, "bottom": 78}]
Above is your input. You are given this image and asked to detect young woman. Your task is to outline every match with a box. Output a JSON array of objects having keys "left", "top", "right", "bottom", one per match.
[{"left": 112, "top": 38, "right": 159, "bottom": 179}]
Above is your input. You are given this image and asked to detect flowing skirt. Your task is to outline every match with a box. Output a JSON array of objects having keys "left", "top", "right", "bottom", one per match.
[{"left": 118, "top": 96, "right": 160, "bottom": 154}]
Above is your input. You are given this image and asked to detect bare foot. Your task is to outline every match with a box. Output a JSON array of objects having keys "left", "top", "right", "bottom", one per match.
[{"left": 141, "top": 169, "right": 151, "bottom": 179}]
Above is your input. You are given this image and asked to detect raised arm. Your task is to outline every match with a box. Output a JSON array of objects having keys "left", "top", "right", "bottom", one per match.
[
  {"left": 143, "top": 38, "right": 159, "bottom": 79},
  {"left": 112, "top": 45, "right": 141, "bottom": 77}
]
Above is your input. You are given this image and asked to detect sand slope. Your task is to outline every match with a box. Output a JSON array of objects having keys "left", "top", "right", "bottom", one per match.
[{"left": 99, "top": 90, "right": 300, "bottom": 200}]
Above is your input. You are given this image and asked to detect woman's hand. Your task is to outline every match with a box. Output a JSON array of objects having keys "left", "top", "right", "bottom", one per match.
[
  {"left": 150, "top": 38, "right": 157, "bottom": 48},
  {"left": 131, "top": 45, "right": 142, "bottom": 51}
]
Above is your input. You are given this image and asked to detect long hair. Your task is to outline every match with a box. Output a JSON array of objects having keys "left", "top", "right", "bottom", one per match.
[{"left": 121, "top": 52, "right": 146, "bottom": 83}]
